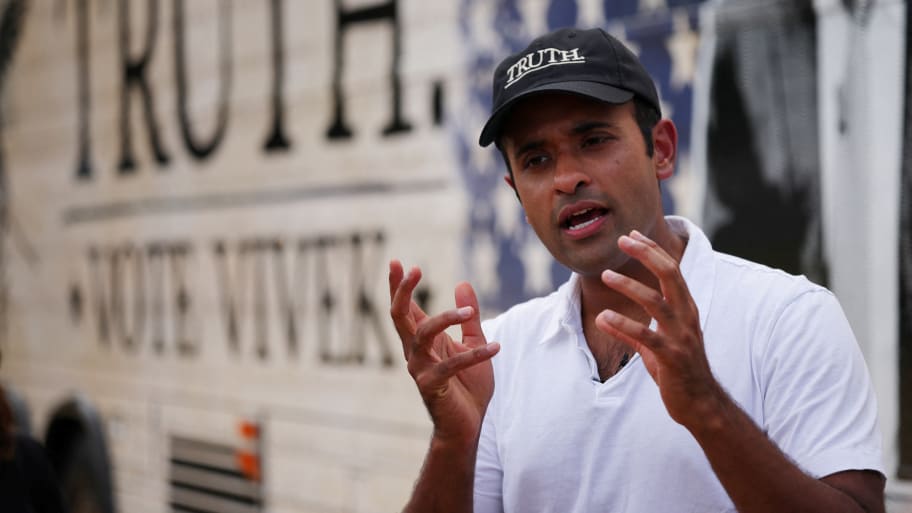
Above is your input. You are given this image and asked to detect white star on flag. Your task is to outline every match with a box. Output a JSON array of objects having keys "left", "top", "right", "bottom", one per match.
[
  {"left": 640, "top": 0, "right": 669, "bottom": 11},
  {"left": 666, "top": 9, "right": 700, "bottom": 91}
]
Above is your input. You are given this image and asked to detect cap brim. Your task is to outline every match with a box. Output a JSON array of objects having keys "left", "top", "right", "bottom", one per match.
[{"left": 478, "top": 81, "right": 635, "bottom": 147}]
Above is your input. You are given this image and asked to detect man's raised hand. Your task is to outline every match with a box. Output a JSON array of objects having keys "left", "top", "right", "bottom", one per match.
[
  {"left": 389, "top": 260, "right": 500, "bottom": 442},
  {"left": 594, "top": 231, "right": 723, "bottom": 430}
]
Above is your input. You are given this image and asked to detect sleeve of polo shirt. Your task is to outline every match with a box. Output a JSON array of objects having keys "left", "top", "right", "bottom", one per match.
[
  {"left": 473, "top": 396, "right": 504, "bottom": 513},
  {"left": 759, "top": 288, "right": 884, "bottom": 478}
]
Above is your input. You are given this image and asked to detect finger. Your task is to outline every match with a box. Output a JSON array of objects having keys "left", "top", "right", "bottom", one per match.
[
  {"left": 414, "top": 306, "right": 475, "bottom": 354},
  {"left": 388, "top": 259, "right": 405, "bottom": 299},
  {"left": 390, "top": 265, "right": 425, "bottom": 357},
  {"left": 601, "top": 268, "right": 670, "bottom": 323},
  {"left": 618, "top": 231, "right": 692, "bottom": 308},
  {"left": 454, "top": 282, "right": 486, "bottom": 348},
  {"left": 417, "top": 342, "right": 501, "bottom": 385},
  {"left": 595, "top": 309, "right": 663, "bottom": 354},
  {"left": 436, "top": 341, "right": 500, "bottom": 377},
  {"left": 595, "top": 311, "right": 661, "bottom": 381},
  {"left": 389, "top": 261, "right": 429, "bottom": 320},
  {"left": 390, "top": 263, "right": 421, "bottom": 316},
  {"left": 390, "top": 266, "right": 424, "bottom": 322}
]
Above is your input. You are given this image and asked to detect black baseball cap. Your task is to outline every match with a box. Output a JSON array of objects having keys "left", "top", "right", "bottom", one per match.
[{"left": 478, "top": 27, "right": 661, "bottom": 147}]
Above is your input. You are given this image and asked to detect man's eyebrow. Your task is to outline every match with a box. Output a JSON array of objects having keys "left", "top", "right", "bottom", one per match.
[
  {"left": 510, "top": 121, "right": 617, "bottom": 157},
  {"left": 572, "top": 121, "right": 616, "bottom": 134},
  {"left": 513, "top": 140, "right": 544, "bottom": 158}
]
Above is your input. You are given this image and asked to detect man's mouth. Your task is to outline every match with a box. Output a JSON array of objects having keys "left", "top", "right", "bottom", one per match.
[{"left": 562, "top": 207, "right": 608, "bottom": 231}]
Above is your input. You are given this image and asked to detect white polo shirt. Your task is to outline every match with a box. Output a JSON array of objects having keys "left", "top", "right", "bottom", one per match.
[{"left": 474, "top": 216, "right": 883, "bottom": 513}]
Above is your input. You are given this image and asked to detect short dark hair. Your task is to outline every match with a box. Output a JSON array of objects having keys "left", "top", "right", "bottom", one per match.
[
  {"left": 633, "top": 97, "right": 660, "bottom": 157},
  {"left": 497, "top": 97, "right": 661, "bottom": 182}
]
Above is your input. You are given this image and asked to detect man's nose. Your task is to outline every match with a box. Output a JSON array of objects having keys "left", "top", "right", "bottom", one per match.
[{"left": 553, "top": 154, "right": 590, "bottom": 194}]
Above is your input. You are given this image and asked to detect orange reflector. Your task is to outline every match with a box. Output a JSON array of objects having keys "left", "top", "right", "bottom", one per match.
[
  {"left": 236, "top": 451, "right": 261, "bottom": 481},
  {"left": 239, "top": 421, "right": 259, "bottom": 440}
]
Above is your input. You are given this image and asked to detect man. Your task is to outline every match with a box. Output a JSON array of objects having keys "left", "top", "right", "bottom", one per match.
[{"left": 389, "top": 27, "right": 884, "bottom": 512}]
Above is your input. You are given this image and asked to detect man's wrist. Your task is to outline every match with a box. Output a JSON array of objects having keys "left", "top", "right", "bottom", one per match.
[
  {"left": 430, "top": 428, "right": 482, "bottom": 454},
  {"left": 682, "top": 382, "right": 737, "bottom": 438}
]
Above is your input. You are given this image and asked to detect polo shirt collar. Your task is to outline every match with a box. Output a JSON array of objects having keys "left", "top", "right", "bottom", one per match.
[
  {"left": 538, "top": 274, "right": 582, "bottom": 344},
  {"left": 539, "top": 216, "right": 716, "bottom": 344},
  {"left": 667, "top": 215, "right": 715, "bottom": 331}
]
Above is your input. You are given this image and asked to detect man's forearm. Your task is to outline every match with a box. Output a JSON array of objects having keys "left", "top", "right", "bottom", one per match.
[
  {"left": 403, "top": 434, "right": 478, "bottom": 513},
  {"left": 688, "top": 387, "right": 882, "bottom": 513}
]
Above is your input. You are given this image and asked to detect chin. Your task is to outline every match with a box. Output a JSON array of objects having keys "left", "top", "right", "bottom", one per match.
[
  {"left": 563, "top": 255, "right": 625, "bottom": 278},
  {"left": 561, "top": 259, "right": 613, "bottom": 276},
  {"left": 549, "top": 237, "right": 626, "bottom": 275}
]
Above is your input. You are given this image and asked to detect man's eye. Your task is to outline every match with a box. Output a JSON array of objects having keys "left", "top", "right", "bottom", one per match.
[
  {"left": 524, "top": 155, "right": 548, "bottom": 169},
  {"left": 583, "top": 135, "right": 610, "bottom": 147}
]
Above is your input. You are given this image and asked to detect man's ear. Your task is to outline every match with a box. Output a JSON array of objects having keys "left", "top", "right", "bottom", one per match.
[
  {"left": 504, "top": 173, "right": 523, "bottom": 203},
  {"left": 652, "top": 119, "right": 678, "bottom": 181}
]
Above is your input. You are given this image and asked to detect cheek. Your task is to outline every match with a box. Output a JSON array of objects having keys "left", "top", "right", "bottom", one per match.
[
  {"left": 517, "top": 190, "right": 553, "bottom": 231},
  {"left": 515, "top": 180, "right": 545, "bottom": 206}
]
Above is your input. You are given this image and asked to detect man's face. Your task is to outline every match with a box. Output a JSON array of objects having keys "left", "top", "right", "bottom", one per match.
[{"left": 500, "top": 93, "right": 672, "bottom": 277}]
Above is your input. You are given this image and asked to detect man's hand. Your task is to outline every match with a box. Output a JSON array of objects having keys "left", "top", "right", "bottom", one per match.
[
  {"left": 593, "top": 230, "right": 724, "bottom": 429},
  {"left": 593, "top": 230, "right": 884, "bottom": 513},
  {"left": 389, "top": 260, "right": 500, "bottom": 443}
]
